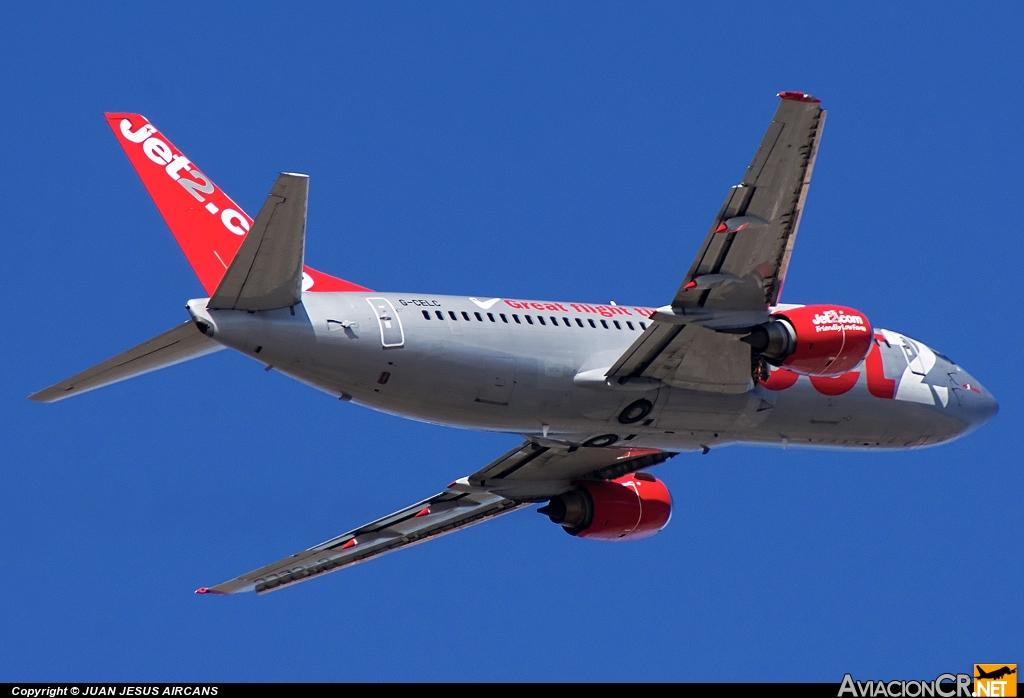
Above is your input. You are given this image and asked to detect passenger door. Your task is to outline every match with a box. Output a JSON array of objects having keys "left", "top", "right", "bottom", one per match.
[{"left": 366, "top": 297, "right": 405, "bottom": 348}]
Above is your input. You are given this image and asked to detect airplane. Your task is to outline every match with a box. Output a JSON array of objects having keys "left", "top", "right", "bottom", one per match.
[
  {"left": 30, "top": 92, "right": 998, "bottom": 595},
  {"left": 976, "top": 666, "right": 1016, "bottom": 681}
]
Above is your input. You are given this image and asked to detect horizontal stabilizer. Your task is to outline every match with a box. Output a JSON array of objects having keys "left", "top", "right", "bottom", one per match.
[
  {"left": 208, "top": 173, "right": 308, "bottom": 311},
  {"left": 30, "top": 322, "right": 221, "bottom": 403}
]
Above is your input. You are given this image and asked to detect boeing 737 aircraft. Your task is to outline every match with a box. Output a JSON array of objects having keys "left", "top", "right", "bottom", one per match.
[{"left": 31, "top": 92, "right": 998, "bottom": 595}]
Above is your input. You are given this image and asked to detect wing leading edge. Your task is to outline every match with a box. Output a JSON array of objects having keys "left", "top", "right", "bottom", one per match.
[{"left": 200, "top": 442, "right": 675, "bottom": 595}]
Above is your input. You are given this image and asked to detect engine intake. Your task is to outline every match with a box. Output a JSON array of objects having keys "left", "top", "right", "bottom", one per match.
[
  {"left": 744, "top": 304, "right": 873, "bottom": 377},
  {"left": 538, "top": 473, "right": 672, "bottom": 541}
]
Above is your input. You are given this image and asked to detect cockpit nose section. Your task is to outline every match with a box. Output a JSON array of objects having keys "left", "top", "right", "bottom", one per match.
[
  {"left": 886, "top": 330, "right": 997, "bottom": 441},
  {"left": 950, "top": 367, "right": 998, "bottom": 432},
  {"left": 925, "top": 346, "right": 998, "bottom": 434}
]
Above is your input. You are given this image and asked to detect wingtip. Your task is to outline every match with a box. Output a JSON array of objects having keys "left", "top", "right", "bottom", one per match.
[
  {"left": 777, "top": 91, "right": 820, "bottom": 103},
  {"left": 27, "top": 389, "right": 61, "bottom": 403},
  {"left": 195, "top": 587, "right": 227, "bottom": 595}
]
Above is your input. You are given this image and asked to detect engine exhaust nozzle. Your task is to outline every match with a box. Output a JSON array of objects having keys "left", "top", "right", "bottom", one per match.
[
  {"left": 742, "top": 319, "right": 796, "bottom": 361},
  {"left": 538, "top": 489, "right": 593, "bottom": 531}
]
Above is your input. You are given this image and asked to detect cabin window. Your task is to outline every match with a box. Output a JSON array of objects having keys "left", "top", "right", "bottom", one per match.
[
  {"left": 500, "top": 314, "right": 509, "bottom": 323},
  {"left": 513, "top": 315, "right": 521, "bottom": 324},
  {"left": 626, "top": 321, "right": 634, "bottom": 330},
  {"left": 613, "top": 320, "right": 621, "bottom": 329},
  {"left": 576, "top": 318, "right": 585, "bottom": 327},
  {"left": 550, "top": 316, "right": 559, "bottom": 326},
  {"left": 461, "top": 311, "right": 471, "bottom": 321},
  {"left": 487, "top": 313, "right": 496, "bottom": 322},
  {"left": 537, "top": 316, "right": 546, "bottom": 325},
  {"left": 588, "top": 319, "right": 597, "bottom": 328},
  {"left": 474, "top": 312, "right": 483, "bottom": 321},
  {"left": 435, "top": 311, "right": 444, "bottom": 320},
  {"left": 639, "top": 322, "right": 647, "bottom": 330},
  {"left": 449, "top": 311, "right": 458, "bottom": 321},
  {"left": 601, "top": 320, "right": 609, "bottom": 329},
  {"left": 422, "top": 310, "right": 430, "bottom": 320},
  {"left": 525, "top": 315, "right": 534, "bottom": 325},
  {"left": 563, "top": 317, "right": 571, "bottom": 327}
]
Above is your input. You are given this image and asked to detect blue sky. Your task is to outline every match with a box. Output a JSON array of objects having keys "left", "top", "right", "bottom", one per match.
[{"left": 2, "top": 1, "right": 1020, "bottom": 682}]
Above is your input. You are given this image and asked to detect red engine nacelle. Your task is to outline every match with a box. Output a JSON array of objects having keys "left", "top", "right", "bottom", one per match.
[
  {"left": 747, "top": 304, "right": 873, "bottom": 377},
  {"left": 538, "top": 473, "right": 672, "bottom": 541}
]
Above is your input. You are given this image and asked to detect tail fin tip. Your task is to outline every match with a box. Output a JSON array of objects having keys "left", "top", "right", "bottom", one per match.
[{"left": 105, "top": 113, "right": 371, "bottom": 295}]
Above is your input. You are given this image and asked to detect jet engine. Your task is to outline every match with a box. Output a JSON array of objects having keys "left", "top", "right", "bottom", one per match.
[
  {"left": 743, "top": 304, "right": 873, "bottom": 377},
  {"left": 538, "top": 473, "right": 672, "bottom": 541}
]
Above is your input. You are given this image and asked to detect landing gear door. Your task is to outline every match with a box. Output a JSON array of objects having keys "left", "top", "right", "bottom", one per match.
[{"left": 367, "top": 297, "right": 405, "bottom": 348}]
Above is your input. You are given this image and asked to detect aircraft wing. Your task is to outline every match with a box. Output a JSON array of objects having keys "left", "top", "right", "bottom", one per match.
[
  {"left": 606, "top": 322, "right": 756, "bottom": 393},
  {"left": 605, "top": 92, "right": 825, "bottom": 393},
  {"left": 674, "top": 92, "right": 825, "bottom": 313},
  {"left": 200, "top": 441, "right": 674, "bottom": 595}
]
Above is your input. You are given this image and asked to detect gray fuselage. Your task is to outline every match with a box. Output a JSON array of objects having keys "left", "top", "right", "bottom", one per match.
[{"left": 188, "top": 292, "right": 997, "bottom": 453}]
